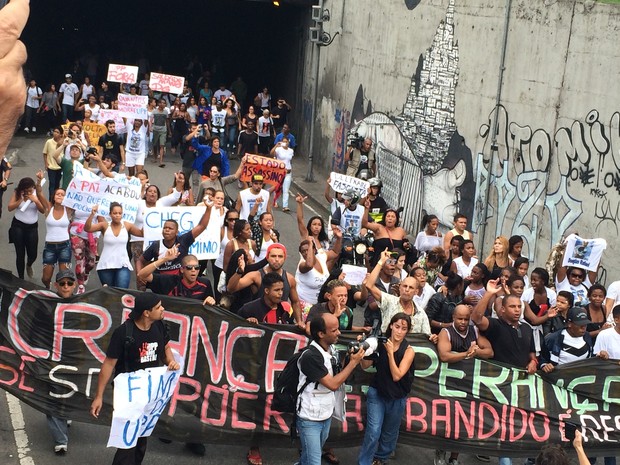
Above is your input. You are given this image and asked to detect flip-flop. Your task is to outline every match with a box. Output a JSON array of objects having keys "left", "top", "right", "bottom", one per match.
[
  {"left": 159, "top": 163, "right": 166, "bottom": 168},
  {"left": 247, "top": 447, "right": 262, "bottom": 465}
]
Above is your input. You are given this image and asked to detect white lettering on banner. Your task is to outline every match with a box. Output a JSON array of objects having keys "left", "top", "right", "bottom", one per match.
[
  {"left": 329, "top": 172, "right": 370, "bottom": 198},
  {"left": 107, "top": 352, "right": 183, "bottom": 449},
  {"left": 107, "top": 64, "right": 139, "bottom": 84},
  {"left": 561, "top": 234, "right": 607, "bottom": 272},
  {"left": 61, "top": 163, "right": 142, "bottom": 222},
  {"left": 149, "top": 73, "right": 185, "bottom": 95},
  {"left": 142, "top": 206, "right": 221, "bottom": 260},
  {"left": 117, "top": 94, "right": 148, "bottom": 119}
]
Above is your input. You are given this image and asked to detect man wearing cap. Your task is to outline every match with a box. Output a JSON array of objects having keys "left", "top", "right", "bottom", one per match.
[
  {"left": 46, "top": 269, "right": 78, "bottom": 454},
  {"left": 59, "top": 74, "right": 79, "bottom": 123},
  {"left": 236, "top": 174, "right": 271, "bottom": 221},
  {"left": 227, "top": 243, "right": 303, "bottom": 327},
  {"left": 138, "top": 247, "right": 215, "bottom": 306},
  {"left": 90, "top": 292, "right": 180, "bottom": 464},
  {"left": 330, "top": 189, "right": 366, "bottom": 239},
  {"left": 540, "top": 307, "right": 600, "bottom": 372}
]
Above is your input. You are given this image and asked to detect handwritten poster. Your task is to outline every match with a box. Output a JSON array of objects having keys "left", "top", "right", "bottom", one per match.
[
  {"left": 149, "top": 72, "right": 185, "bottom": 95},
  {"left": 329, "top": 172, "right": 370, "bottom": 198},
  {"left": 107, "top": 352, "right": 183, "bottom": 449},
  {"left": 142, "top": 206, "right": 221, "bottom": 259},
  {"left": 107, "top": 64, "right": 139, "bottom": 84},
  {"left": 62, "top": 162, "right": 142, "bottom": 222},
  {"left": 117, "top": 94, "right": 148, "bottom": 119},
  {"left": 239, "top": 154, "right": 287, "bottom": 185}
]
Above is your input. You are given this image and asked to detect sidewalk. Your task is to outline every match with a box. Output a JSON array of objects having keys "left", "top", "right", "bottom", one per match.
[{"left": 290, "top": 153, "right": 331, "bottom": 218}]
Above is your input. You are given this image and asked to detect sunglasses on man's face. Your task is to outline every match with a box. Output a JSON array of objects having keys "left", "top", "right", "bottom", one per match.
[
  {"left": 185, "top": 265, "right": 200, "bottom": 271},
  {"left": 58, "top": 280, "right": 75, "bottom": 287},
  {"left": 570, "top": 273, "right": 584, "bottom": 279}
]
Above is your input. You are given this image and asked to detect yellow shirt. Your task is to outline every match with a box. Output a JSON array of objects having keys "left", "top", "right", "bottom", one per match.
[{"left": 43, "top": 138, "right": 61, "bottom": 170}]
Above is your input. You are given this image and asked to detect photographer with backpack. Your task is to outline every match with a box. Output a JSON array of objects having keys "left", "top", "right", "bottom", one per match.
[{"left": 294, "top": 313, "right": 365, "bottom": 465}]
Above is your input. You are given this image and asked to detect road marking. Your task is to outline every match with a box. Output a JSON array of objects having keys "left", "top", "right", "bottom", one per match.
[
  {"left": 304, "top": 202, "right": 319, "bottom": 217},
  {"left": 5, "top": 392, "right": 35, "bottom": 465}
]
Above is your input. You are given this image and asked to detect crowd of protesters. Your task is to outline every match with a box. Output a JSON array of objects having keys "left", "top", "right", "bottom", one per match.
[{"left": 4, "top": 64, "right": 618, "bottom": 465}]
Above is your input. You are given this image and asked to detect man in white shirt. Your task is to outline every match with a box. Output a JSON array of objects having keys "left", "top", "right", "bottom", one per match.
[
  {"left": 235, "top": 174, "right": 271, "bottom": 221},
  {"left": 59, "top": 74, "right": 79, "bottom": 123},
  {"left": 23, "top": 79, "right": 41, "bottom": 133}
]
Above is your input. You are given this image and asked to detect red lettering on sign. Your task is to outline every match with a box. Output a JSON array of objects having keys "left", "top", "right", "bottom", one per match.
[
  {"left": 52, "top": 303, "right": 111, "bottom": 363},
  {"left": 405, "top": 397, "right": 428, "bottom": 432},
  {"left": 200, "top": 384, "right": 229, "bottom": 426},
  {"left": 186, "top": 318, "right": 228, "bottom": 382},
  {"left": 167, "top": 376, "right": 201, "bottom": 417},
  {"left": 342, "top": 394, "right": 363, "bottom": 432},
  {"left": 263, "top": 394, "right": 289, "bottom": 432},
  {"left": 431, "top": 399, "right": 452, "bottom": 437},
  {"left": 0, "top": 346, "right": 18, "bottom": 385},
  {"left": 477, "top": 402, "right": 500, "bottom": 439},
  {"left": 18, "top": 355, "right": 35, "bottom": 392},
  {"left": 529, "top": 410, "right": 550, "bottom": 442},
  {"left": 7, "top": 288, "right": 54, "bottom": 359},
  {"left": 225, "top": 327, "right": 263, "bottom": 393},
  {"left": 264, "top": 331, "right": 307, "bottom": 392},
  {"left": 454, "top": 401, "right": 476, "bottom": 438},
  {"left": 231, "top": 391, "right": 258, "bottom": 430}
]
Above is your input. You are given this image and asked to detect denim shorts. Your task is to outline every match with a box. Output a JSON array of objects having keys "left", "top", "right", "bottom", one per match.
[{"left": 43, "top": 240, "right": 72, "bottom": 265}]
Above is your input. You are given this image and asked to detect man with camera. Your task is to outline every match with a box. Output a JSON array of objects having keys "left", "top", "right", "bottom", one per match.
[
  {"left": 296, "top": 313, "right": 366, "bottom": 465},
  {"left": 345, "top": 137, "right": 375, "bottom": 179}
]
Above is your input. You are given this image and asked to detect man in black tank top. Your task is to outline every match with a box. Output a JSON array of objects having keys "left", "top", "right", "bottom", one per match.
[
  {"left": 436, "top": 304, "right": 494, "bottom": 465},
  {"left": 226, "top": 243, "right": 304, "bottom": 328}
]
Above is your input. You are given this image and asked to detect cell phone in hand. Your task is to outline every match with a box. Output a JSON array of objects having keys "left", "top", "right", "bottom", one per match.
[{"left": 564, "top": 421, "right": 578, "bottom": 441}]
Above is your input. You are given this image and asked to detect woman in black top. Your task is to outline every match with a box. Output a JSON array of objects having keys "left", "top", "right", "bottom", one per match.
[
  {"left": 584, "top": 284, "right": 612, "bottom": 341},
  {"left": 358, "top": 312, "right": 415, "bottom": 465}
]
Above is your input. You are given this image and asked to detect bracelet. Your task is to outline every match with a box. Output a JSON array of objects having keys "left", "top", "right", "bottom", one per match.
[
  {"left": 377, "top": 261, "right": 384, "bottom": 267},
  {"left": 236, "top": 267, "right": 244, "bottom": 275}
]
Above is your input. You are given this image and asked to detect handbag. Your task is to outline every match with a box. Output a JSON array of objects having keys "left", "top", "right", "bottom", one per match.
[{"left": 219, "top": 179, "right": 236, "bottom": 210}]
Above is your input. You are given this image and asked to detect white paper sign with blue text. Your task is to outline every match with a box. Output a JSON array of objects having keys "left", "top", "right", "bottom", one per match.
[
  {"left": 107, "top": 352, "right": 183, "bottom": 449},
  {"left": 142, "top": 206, "right": 221, "bottom": 259}
]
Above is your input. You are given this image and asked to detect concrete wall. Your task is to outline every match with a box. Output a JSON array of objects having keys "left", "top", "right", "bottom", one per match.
[{"left": 301, "top": 0, "right": 620, "bottom": 282}]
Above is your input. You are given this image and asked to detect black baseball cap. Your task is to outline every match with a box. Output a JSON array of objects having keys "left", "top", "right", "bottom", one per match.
[
  {"left": 567, "top": 307, "right": 591, "bottom": 326},
  {"left": 55, "top": 270, "right": 76, "bottom": 282},
  {"left": 130, "top": 293, "right": 162, "bottom": 320}
]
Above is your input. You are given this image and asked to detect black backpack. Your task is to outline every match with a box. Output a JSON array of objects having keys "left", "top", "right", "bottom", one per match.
[{"left": 272, "top": 345, "right": 319, "bottom": 413}]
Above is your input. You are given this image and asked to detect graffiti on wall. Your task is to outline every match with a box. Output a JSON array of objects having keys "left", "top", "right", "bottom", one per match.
[
  {"left": 473, "top": 105, "right": 620, "bottom": 260},
  {"left": 338, "top": 0, "right": 475, "bottom": 233}
]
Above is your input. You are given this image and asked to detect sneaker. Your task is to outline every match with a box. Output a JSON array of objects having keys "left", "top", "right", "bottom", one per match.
[
  {"left": 476, "top": 456, "right": 491, "bottom": 462},
  {"left": 434, "top": 450, "right": 447, "bottom": 465},
  {"left": 371, "top": 460, "right": 385, "bottom": 465},
  {"left": 26, "top": 265, "right": 34, "bottom": 279},
  {"left": 32, "top": 127, "right": 37, "bottom": 132},
  {"left": 54, "top": 444, "right": 67, "bottom": 454},
  {"left": 185, "top": 442, "right": 206, "bottom": 456},
  {"left": 24, "top": 127, "right": 29, "bottom": 133},
  {"left": 67, "top": 420, "right": 72, "bottom": 427},
  {"left": 282, "top": 207, "right": 290, "bottom": 212},
  {"left": 76, "top": 285, "right": 86, "bottom": 295}
]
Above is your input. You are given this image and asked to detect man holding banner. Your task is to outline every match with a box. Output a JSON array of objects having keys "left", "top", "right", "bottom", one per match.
[{"left": 90, "top": 293, "right": 180, "bottom": 465}]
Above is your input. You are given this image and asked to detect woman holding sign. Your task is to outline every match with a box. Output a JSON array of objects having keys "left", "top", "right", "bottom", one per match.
[{"left": 85, "top": 202, "right": 143, "bottom": 289}]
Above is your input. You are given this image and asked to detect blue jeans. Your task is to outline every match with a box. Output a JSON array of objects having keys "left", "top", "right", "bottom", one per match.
[
  {"left": 297, "top": 416, "right": 332, "bottom": 465},
  {"left": 499, "top": 457, "right": 512, "bottom": 465},
  {"left": 358, "top": 387, "right": 406, "bottom": 465},
  {"left": 97, "top": 267, "right": 131, "bottom": 288},
  {"left": 282, "top": 171, "right": 292, "bottom": 208},
  {"left": 226, "top": 126, "right": 237, "bottom": 152},
  {"left": 46, "top": 415, "right": 68, "bottom": 446}
]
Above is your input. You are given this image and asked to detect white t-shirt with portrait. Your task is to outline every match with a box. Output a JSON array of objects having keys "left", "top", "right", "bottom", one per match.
[{"left": 59, "top": 82, "right": 79, "bottom": 106}]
